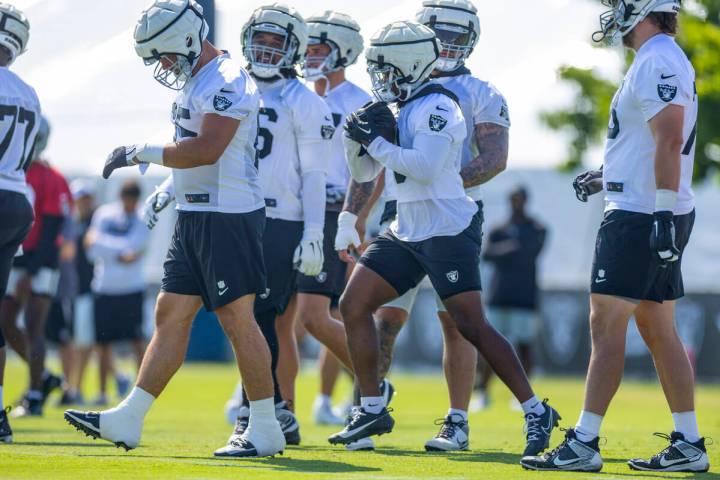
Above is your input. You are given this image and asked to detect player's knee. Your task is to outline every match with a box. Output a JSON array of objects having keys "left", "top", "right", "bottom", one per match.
[
  {"left": 338, "top": 291, "right": 362, "bottom": 321},
  {"left": 155, "top": 295, "right": 193, "bottom": 332}
]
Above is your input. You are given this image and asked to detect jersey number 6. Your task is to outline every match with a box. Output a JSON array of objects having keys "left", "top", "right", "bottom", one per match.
[{"left": 255, "top": 107, "right": 278, "bottom": 164}]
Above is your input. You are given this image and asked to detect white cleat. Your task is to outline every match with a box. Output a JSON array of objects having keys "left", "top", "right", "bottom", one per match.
[
  {"left": 313, "top": 398, "right": 345, "bottom": 426},
  {"left": 424, "top": 414, "right": 469, "bottom": 452},
  {"left": 345, "top": 436, "right": 375, "bottom": 451},
  {"left": 214, "top": 416, "right": 285, "bottom": 458},
  {"left": 64, "top": 408, "right": 142, "bottom": 451}
]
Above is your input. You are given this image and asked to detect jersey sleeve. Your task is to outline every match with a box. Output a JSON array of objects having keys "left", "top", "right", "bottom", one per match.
[
  {"left": 410, "top": 95, "right": 467, "bottom": 144},
  {"left": 630, "top": 55, "right": 694, "bottom": 122},
  {"left": 199, "top": 73, "right": 260, "bottom": 121},
  {"left": 473, "top": 81, "right": 511, "bottom": 127},
  {"left": 292, "top": 86, "right": 334, "bottom": 173}
]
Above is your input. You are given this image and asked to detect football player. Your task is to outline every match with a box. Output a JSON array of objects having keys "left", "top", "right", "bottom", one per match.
[
  {"left": 0, "top": 2, "right": 40, "bottom": 443},
  {"left": 215, "top": 3, "right": 337, "bottom": 452},
  {"left": 346, "top": 0, "right": 513, "bottom": 452},
  {"left": 64, "top": 0, "right": 285, "bottom": 458},
  {"left": 331, "top": 21, "right": 560, "bottom": 458},
  {"left": 521, "top": 0, "right": 708, "bottom": 472}
]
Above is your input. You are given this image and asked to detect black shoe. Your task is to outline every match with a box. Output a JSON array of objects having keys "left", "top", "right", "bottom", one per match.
[
  {"left": 424, "top": 414, "right": 470, "bottom": 451},
  {"left": 0, "top": 407, "right": 13, "bottom": 443},
  {"left": 520, "top": 428, "right": 603, "bottom": 472},
  {"left": 56, "top": 390, "right": 84, "bottom": 407},
  {"left": 522, "top": 399, "right": 561, "bottom": 456},
  {"left": 12, "top": 395, "right": 43, "bottom": 418},
  {"left": 42, "top": 372, "right": 63, "bottom": 403},
  {"left": 328, "top": 407, "right": 394, "bottom": 445},
  {"left": 276, "top": 404, "right": 301, "bottom": 446},
  {"left": 628, "top": 432, "right": 710, "bottom": 472}
]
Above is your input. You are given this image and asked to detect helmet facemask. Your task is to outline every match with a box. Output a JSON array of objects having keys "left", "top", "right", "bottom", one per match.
[
  {"left": 244, "top": 23, "right": 299, "bottom": 79},
  {"left": 594, "top": 0, "right": 631, "bottom": 45},
  {"left": 430, "top": 23, "right": 475, "bottom": 72},
  {"left": 303, "top": 38, "right": 341, "bottom": 81},
  {"left": 368, "top": 62, "right": 413, "bottom": 103},
  {"left": 144, "top": 51, "right": 197, "bottom": 91}
]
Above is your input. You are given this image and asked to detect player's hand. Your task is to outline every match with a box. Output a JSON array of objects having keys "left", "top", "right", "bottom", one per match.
[
  {"left": 118, "top": 251, "right": 141, "bottom": 264},
  {"left": 335, "top": 211, "right": 362, "bottom": 264},
  {"left": 650, "top": 211, "right": 680, "bottom": 264},
  {"left": 142, "top": 186, "right": 174, "bottom": 230},
  {"left": 344, "top": 101, "right": 396, "bottom": 146},
  {"left": 294, "top": 228, "right": 324, "bottom": 277},
  {"left": 103, "top": 145, "right": 142, "bottom": 179},
  {"left": 573, "top": 167, "right": 604, "bottom": 202}
]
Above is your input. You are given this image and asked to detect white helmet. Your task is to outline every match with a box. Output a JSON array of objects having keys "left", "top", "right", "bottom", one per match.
[
  {"left": 303, "top": 11, "right": 364, "bottom": 81},
  {"left": 365, "top": 21, "right": 440, "bottom": 103},
  {"left": 134, "top": 0, "right": 209, "bottom": 90},
  {"left": 594, "top": 0, "right": 681, "bottom": 44},
  {"left": 415, "top": 0, "right": 480, "bottom": 72},
  {"left": 0, "top": 3, "right": 29, "bottom": 66},
  {"left": 242, "top": 3, "right": 307, "bottom": 79}
]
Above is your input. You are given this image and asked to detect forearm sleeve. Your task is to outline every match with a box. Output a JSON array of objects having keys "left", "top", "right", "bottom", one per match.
[
  {"left": 301, "top": 171, "right": 327, "bottom": 232},
  {"left": 344, "top": 135, "right": 383, "bottom": 183},
  {"left": 367, "top": 134, "right": 450, "bottom": 184}
]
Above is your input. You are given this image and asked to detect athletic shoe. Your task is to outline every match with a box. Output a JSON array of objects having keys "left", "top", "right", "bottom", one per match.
[
  {"left": 380, "top": 379, "right": 395, "bottom": 406},
  {"left": 346, "top": 436, "right": 375, "bottom": 451},
  {"left": 424, "top": 414, "right": 469, "bottom": 452},
  {"left": 57, "top": 390, "right": 84, "bottom": 407},
  {"left": 520, "top": 428, "right": 603, "bottom": 472},
  {"left": 627, "top": 432, "right": 710, "bottom": 473},
  {"left": 12, "top": 395, "right": 42, "bottom": 418},
  {"left": 214, "top": 417, "right": 285, "bottom": 458},
  {"left": 328, "top": 407, "right": 394, "bottom": 445},
  {"left": 41, "top": 372, "right": 63, "bottom": 403},
  {"left": 276, "top": 403, "right": 301, "bottom": 446},
  {"left": 115, "top": 373, "right": 132, "bottom": 398},
  {"left": 522, "top": 399, "right": 561, "bottom": 456},
  {"left": 0, "top": 407, "right": 13, "bottom": 443},
  {"left": 313, "top": 397, "right": 345, "bottom": 426},
  {"left": 470, "top": 389, "right": 490, "bottom": 412},
  {"left": 64, "top": 408, "right": 142, "bottom": 450},
  {"left": 229, "top": 412, "right": 249, "bottom": 438}
]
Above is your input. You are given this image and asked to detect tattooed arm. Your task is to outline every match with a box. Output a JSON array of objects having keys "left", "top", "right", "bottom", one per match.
[{"left": 460, "top": 123, "right": 509, "bottom": 188}]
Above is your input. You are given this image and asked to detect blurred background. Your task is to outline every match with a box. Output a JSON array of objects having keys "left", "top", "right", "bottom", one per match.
[{"left": 5, "top": 0, "right": 719, "bottom": 400}]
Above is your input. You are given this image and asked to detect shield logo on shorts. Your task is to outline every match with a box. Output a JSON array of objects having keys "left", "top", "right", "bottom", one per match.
[
  {"left": 213, "top": 95, "right": 233, "bottom": 111},
  {"left": 657, "top": 84, "right": 678, "bottom": 103},
  {"left": 446, "top": 270, "right": 459, "bottom": 283},
  {"left": 429, "top": 114, "right": 448, "bottom": 132},
  {"left": 321, "top": 125, "right": 335, "bottom": 140},
  {"left": 316, "top": 272, "right": 327, "bottom": 283}
]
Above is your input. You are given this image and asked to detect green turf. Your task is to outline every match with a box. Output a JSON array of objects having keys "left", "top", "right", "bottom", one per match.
[{"left": 1, "top": 359, "right": 718, "bottom": 479}]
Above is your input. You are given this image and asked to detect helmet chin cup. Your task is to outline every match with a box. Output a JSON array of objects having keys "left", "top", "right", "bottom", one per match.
[
  {"left": 251, "top": 64, "right": 282, "bottom": 79},
  {"left": 303, "top": 66, "right": 325, "bottom": 81},
  {"left": 435, "top": 57, "right": 462, "bottom": 72}
]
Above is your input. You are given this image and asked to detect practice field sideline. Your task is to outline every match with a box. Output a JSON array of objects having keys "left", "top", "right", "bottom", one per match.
[{"left": 2, "top": 360, "right": 718, "bottom": 479}]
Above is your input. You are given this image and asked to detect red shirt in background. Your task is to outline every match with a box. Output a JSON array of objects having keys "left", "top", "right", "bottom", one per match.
[{"left": 23, "top": 161, "right": 72, "bottom": 251}]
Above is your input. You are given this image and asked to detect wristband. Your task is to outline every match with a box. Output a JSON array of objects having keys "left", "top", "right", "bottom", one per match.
[
  {"left": 136, "top": 144, "right": 165, "bottom": 166},
  {"left": 655, "top": 189, "right": 677, "bottom": 212}
]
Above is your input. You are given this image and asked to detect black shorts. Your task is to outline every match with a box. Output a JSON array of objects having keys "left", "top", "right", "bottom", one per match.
[
  {"left": 254, "top": 218, "right": 303, "bottom": 316},
  {"left": 162, "top": 209, "right": 267, "bottom": 311},
  {"left": 360, "top": 213, "right": 483, "bottom": 300},
  {"left": 94, "top": 291, "right": 144, "bottom": 343},
  {"left": 296, "top": 210, "right": 347, "bottom": 303},
  {"left": 45, "top": 298, "right": 73, "bottom": 345},
  {"left": 0, "top": 190, "right": 33, "bottom": 348},
  {"left": 591, "top": 209, "right": 695, "bottom": 303}
]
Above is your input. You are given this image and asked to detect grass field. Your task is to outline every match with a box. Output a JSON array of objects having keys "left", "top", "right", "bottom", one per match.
[{"left": 2, "top": 359, "right": 719, "bottom": 479}]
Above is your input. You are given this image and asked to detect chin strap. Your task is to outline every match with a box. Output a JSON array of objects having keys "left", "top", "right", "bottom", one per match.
[{"left": 430, "top": 65, "right": 471, "bottom": 79}]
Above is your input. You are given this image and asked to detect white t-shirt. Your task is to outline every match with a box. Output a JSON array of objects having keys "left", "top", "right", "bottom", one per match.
[
  {"left": 370, "top": 86, "right": 477, "bottom": 242},
  {"left": 603, "top": 34, "right": 697, "bottom": 215},
  {"left": 171, "top": 54, "right": 264, "bottom": 213},
  {"left": 0, "top": 67, "right": 41, "bottom": 195},
  {"left": 435, "top": 71, "right": 510, "bottom": 201},
  {"left": 255, "top": 77, "right": 334, "bottom": 221},
  {"left": 323, "top": 81, "right": 372, "bottom": 191}
]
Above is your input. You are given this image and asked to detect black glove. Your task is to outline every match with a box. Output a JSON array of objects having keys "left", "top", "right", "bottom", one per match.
[
  {"left": 103, "top": 145, "right": 139, "bottom": 179},
  {"left": 344, "top": 101, "right": 397, "bottom": 146},
  {"left": 650, "top": 211, "right": 680, "bottom": 264},
  {"left": 573, "top": 166, "right": 604, "bottom": 202}
]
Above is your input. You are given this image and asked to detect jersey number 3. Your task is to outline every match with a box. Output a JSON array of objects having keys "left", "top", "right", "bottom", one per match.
[{"left": 0, "top": 104, "right": 36, "bottom": 171}]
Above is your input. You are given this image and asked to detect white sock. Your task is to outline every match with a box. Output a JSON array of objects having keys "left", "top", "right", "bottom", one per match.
[
  {"left": 316, "top": 394, "right": 331, "bottom": 406},
  {"left": 520, "top": 396, "right": 545, "bottom": 416},
  {"left": 575, "top": 410, "right": 603, "bottom": 443},
  {"left": 117, "top": 387, "right": 155, "bottom": 419},
  {"left": 249, "top": 397, "right": 276, "bottom": 423},
  {"left": 448, "top": 408, "right": 468, "bottom": 421},
  {"left": 672, "top": 411, "right": 700, "bottom": 443},
  {"left": 0, "top": 385, "right": 3, "bottom": 410},
  {"left": 361, "top": 396, "right": 384, "bottom": 414}
]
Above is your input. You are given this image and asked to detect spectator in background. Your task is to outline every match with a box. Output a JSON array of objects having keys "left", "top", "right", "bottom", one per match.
[
  {"left": 473, "top": 186, "right": 547, "bottom": 411},
  {"left": 85, "top": 180, "right": 148, "bottom": 405},
  {"left": 0, "top": 116, "right": 70, "bottom": 416}
]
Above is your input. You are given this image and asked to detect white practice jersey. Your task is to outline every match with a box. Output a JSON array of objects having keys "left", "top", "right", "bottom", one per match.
[
  {"left": 323, "top": 81, "right": 372, "bottom": 191},
  {"left": 0, "top": 67, "right": 41, "bottom": 195},
  {"left": 255, "top": 77, "right": 333, "bottom": 221},
  {"left": 435, "top": 70, "right": 510, "bottom": 201},
  {"left": 171, "top": 53, "right": 264, "bottom": 213},
  {"left": 604, "top": 34, "right": 697, "bottom": 215},
  {"left": 377, "top": 86, "right": 477, "bottom": 241}
]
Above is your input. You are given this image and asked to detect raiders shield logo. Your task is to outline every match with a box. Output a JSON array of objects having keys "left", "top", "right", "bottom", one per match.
[
  {"left": 321, "top": 125, "right": 335, "bottom": 140},
  {"left": 315, "top": 272, "right": 327, "bottom": 283},
  {"left": 446, "top": 270, "right": 459, "bottom": 283},
  {"left": 213, "top": 95, "right": 233, "bottom": 111},
  {"left": 429, "top": 114, "right": 448, "bottom": 132},
  {"left": 657, "top": 84, "right": 678, "bottom": 103}
]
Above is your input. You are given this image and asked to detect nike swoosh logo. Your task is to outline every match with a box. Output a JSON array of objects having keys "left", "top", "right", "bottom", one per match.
[
  {"left": 660, "top": 74, "right": 677, "bottom": 80},
  {"left": 554, "top": 457, "right": 583, "bottom": 467},
  {"left": 659, "top": 455, "right": 700, "bottom": 467},
  {"left": 595, "top": 278, "right": 607, "bottom": 284},
  {"left": 220, "top": 88, "right": 234, "bottom": 93},
  {"left": 436, "top": 106, "right": 448, "bottom": 112},
  {"left": 219, "top": 287, "right": 229, "bottom": 296},
  {"left": 356, "top": 126, "right": 372, "bottom": 134}
]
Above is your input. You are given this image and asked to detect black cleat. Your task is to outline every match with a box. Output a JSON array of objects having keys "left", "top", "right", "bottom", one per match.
[
  {"left": 63, "top": 410, "right": 132, "bottom": 451},
  {"left": 42, "top": 372, "right": 63, "bottom": 403},
  {"left": 522, "top": 399, "right": 561, "bottom": 456},
  {"left": 328, "top": 407, "right": 394, "bottom": 445},
  {"left": 520, "top": 428, "right": 603, "bottom": 472},
  {"left": 628, "top": 432, "right": 710, "bottom": 472},
  {"left": 0, "top": 407, "right": 13, "bottom": 443},
  {"left": 12, "top": 395, "right": 43, "bottom": 418},
  {"left": 276, "top": 406, "right": 301, "bottom": 446}
]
